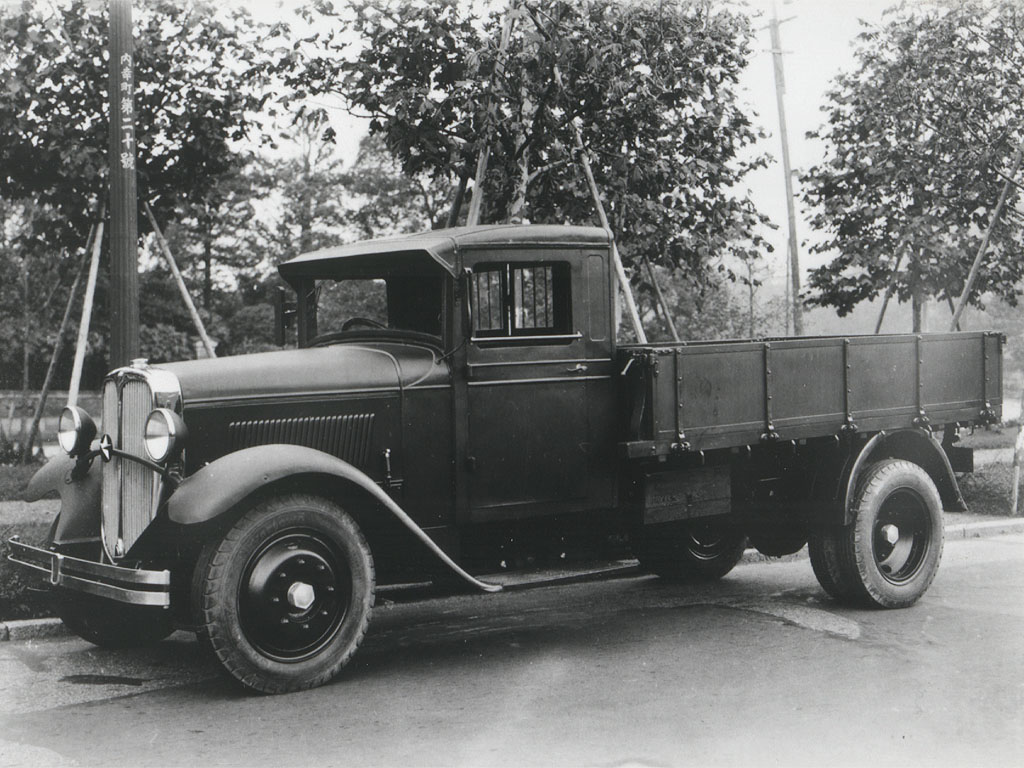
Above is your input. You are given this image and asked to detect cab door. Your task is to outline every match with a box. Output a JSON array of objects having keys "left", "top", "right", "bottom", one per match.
[{"left": 462, "top": 251, "right": 593, "bottom": 521}]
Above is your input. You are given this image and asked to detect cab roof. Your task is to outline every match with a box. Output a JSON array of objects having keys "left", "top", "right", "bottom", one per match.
[{"left": 277, "top": 224, "right": 611, "bottom": 281}]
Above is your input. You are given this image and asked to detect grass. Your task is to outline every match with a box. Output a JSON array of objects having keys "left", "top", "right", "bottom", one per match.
[
  {"left": 0, "top": 462, "right": 41, "bottom": 502},
  {"left": 958, "top": 462, "right": 1024, "bottom": 516},
  {"left": 0, "top": 518, "right": 55, "bottom": 621}
]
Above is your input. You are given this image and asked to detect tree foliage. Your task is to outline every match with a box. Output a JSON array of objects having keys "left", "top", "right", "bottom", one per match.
[
  {"left": 279, "top": 0, "right": 772, "bottom": 284},
  {"left": 0, "top": 0, "right": 276, "bottom": 247},
  {"left": 341, "top": 133, "right": 455, "bottom": 238},
  {"left": 0, "top": 0, "right": 279, "bottom": 387},
  {"left": 801, "top": 0, "right": 1024, "bottom": 328}
]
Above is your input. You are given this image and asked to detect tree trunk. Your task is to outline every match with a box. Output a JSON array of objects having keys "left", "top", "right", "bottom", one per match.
[
  {"left": 911, "top": 274, "right": 928, "bottom": 333},
  {"left": 203, "top": 216, "right": 213, "bottom": 311}
]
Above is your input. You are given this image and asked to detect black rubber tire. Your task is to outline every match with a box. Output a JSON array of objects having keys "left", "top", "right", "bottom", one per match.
[
  {"left": 831, "top": 459, "right": 944, "bottom": 608},
  {"left": 55, "top": 592, "right": 174, "bottom": 649},
  {"left": 637, "top": 518, "right": 747, "bottom": 581},
  {"left": 194, "top": 494, "right": 375, "bottom": 694},
  {"left": 44, "top": 516, "right": 173, "bottom": 649},
  {"left": 747, "top": 520, "right": 809, "bottom": 558},
  {"left": 809, "top": 526, "right": 857, "bottom": 600}
]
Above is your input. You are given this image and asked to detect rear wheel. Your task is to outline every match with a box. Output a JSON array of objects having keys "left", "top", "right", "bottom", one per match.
[
  {"left": 194, "top": 493, "right": 374, "bottom": 694},
  {"left": 637, "top": 518, "right": 747, "bottom": 581},
  {"left": 814, "top": 459, "right": 943, "bottom": 608},
  {"left": 809, "top": 526, "right": 856, "bottom": 600}
]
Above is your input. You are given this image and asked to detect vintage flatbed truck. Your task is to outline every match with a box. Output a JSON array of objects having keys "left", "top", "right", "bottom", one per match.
[{"left": 9, "top": 224, "right": 1003, "bottom": 693}]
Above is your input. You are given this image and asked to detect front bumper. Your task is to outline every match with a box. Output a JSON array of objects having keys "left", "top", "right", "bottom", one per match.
[{"left": 7, "top": 538, "right": 170, "bottom": 607}]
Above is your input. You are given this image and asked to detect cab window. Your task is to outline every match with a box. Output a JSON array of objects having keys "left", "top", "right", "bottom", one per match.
[{"left": 470, "top": 262, "right": 572, "bottom": 341}]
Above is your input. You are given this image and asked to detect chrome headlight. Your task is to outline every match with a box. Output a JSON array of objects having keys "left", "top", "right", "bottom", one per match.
[
  {"left": 143, "top": 408, "right": 188, "bottom": 463},
  {"left": 58, "top": 406, "right": 97, "bottom": 457}
]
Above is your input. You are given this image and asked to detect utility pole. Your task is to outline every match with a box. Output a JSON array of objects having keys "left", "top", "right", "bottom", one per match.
[
  {"left": 770, "top": 1, "right": 803, "bottom": 336},
  {"left": 108, "top": 0, "right": 140, "bottom": 367}
]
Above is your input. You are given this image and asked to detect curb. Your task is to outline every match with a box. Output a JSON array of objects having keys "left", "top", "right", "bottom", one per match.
[
  {"left": 3, "top": 516, "right": 1023, "bottom": 643},
  {"left": 0, "top": 617, "right": 68, "bottom": 642}
]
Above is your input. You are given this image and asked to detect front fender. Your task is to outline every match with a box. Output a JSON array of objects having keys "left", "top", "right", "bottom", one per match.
[
  {"left": 24, "top": 453, "right": 101, "bottom": 544},
  {"left": 167, "top": 444, "right": 500, "bottom": 593},
  {"left": 166, "top": 444, "right": 367, "bottom": 526}
]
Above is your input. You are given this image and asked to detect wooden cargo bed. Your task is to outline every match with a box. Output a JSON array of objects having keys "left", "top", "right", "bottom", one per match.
[{"left": 619, "top": 332, "right": 1003, "bottom": 458}]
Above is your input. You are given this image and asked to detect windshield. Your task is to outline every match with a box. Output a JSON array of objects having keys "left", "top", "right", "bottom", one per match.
[{"left": 311, "top": 274, "right": 444, "bottom": 339}]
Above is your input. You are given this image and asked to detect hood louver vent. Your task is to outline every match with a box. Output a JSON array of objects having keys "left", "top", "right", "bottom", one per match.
[{"left": 228, "top": 413, "right": 375, "bottom": 467}]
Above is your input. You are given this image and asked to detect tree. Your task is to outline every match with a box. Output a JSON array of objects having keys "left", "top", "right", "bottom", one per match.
[
  {"left": 341, "top": 133, "right": 455, "bottom": 237},
  {"left": 253, "top": 115, "right": 350, "bottom": 265},
  {"left": 801, "top": 1, "right": 1024, "bottom": 331},
  {"left": 279, "top": 0, "right": 772, "bottom": 289},
  {"left": 0, "top": 0, "right": 279, "bottom": 386}
]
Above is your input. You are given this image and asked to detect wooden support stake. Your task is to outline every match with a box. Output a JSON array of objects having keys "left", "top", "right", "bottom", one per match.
[
  {"left": 68, "top": 205, "right": 106, "bottom": 407},
  {"left": 569, "top": 119, "right": 647, "bottom": 343},
  {"left": 1012, "top": 421, "right": 1023, "bottom": 516},
  {"left": 22, "top": 254, "right": 88, "bottom": 463},
  {"left": 950, "top": 142, "right": 1024, "bottom": 331},
  {"left": 524, "top": 4, "right": 645, "bottom": 342},
  {"left": 144, "top": 201, "right": 217, "bottom": 358}
]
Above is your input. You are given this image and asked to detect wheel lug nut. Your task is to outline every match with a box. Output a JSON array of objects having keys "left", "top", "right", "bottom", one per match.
[
  {"left": 271, "top": 597, "right": 280, "bottom": 603},
  {"left": 302, "top": 623, "right": 309, "bottom": 630},
  {"left": 320, "top": 610, "right": 329, "bottom": 616},
  {"left": 317, "top": 564, "right": 325, "bottom": 572},
  {"left": 325, "top": 585, "right": 335, "bottom": 592},
  {"left": 278, "top": 572, "right": 287, "bottom": 579},
  {"left": 297, "top": 558, "right": 305, "bottom": 565},
  {"left": 280, "top": 618, "right": 289, "bottom": 625}
]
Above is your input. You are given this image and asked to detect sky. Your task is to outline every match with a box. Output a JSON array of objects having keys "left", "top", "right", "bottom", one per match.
[{"left": 739, "top": 0, "right": 897, "bottom": 321}]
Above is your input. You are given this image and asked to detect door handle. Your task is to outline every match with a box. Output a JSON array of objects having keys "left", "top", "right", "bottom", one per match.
[{"left": 566, "top": 363, "right": 588, "bottom": 373}]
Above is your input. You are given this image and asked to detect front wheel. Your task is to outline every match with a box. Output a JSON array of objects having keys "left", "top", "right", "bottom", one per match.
[
  {"left": 194, "top": 494, "right": 375, "bottom": 694},
  {"left": 637, "top": 518, "right": 747, "bottom": 581}
]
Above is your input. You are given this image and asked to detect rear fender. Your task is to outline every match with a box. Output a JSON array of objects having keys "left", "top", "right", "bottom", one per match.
[
  {"left": 840, "top": 429, "right": 965, "bottom": 524},
  {"left": 24, "top": 453, "right": 101, "bottom": 544},
  {"left": 167, "top": 444, "right": 499, "bottom": 593}
]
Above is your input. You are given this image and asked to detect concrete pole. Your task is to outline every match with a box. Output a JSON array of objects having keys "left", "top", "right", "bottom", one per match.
[
  {"left": 108, "top": 0, "right": 140, "bottom": 367},
  {"left": 770, "top": 4, "right": 803, "bottom": 335}
]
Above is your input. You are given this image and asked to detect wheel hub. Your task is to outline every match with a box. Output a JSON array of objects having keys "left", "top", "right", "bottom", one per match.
[
  {"left": 240, "top": 530, "right": 352, "bottom": 662},
  {"left": 873, "top": 490, "right": 930, "bottom": 584},
  {"left": 287, "top": 581, "right": 316, "bottom": 611},
  {"left": 881, "top": 524, "right": 900, "bottom": 546}
]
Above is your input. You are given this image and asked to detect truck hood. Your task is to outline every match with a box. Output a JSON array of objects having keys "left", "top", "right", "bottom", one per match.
[{"left": 161, "top": 342, "right": 448, "bottom": 405}]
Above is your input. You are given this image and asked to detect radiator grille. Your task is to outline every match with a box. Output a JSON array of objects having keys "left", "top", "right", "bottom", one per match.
[
  {"left": 229, "top": 414, "right": 376, "bottom": 466},
  {"left": 101, "top": 375, "right": 161, "bottom": 558}
]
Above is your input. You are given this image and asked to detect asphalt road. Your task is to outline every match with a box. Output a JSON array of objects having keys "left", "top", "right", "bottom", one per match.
[{"left": 2, "top": 533, "right": 1022, "bottom": 768}]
